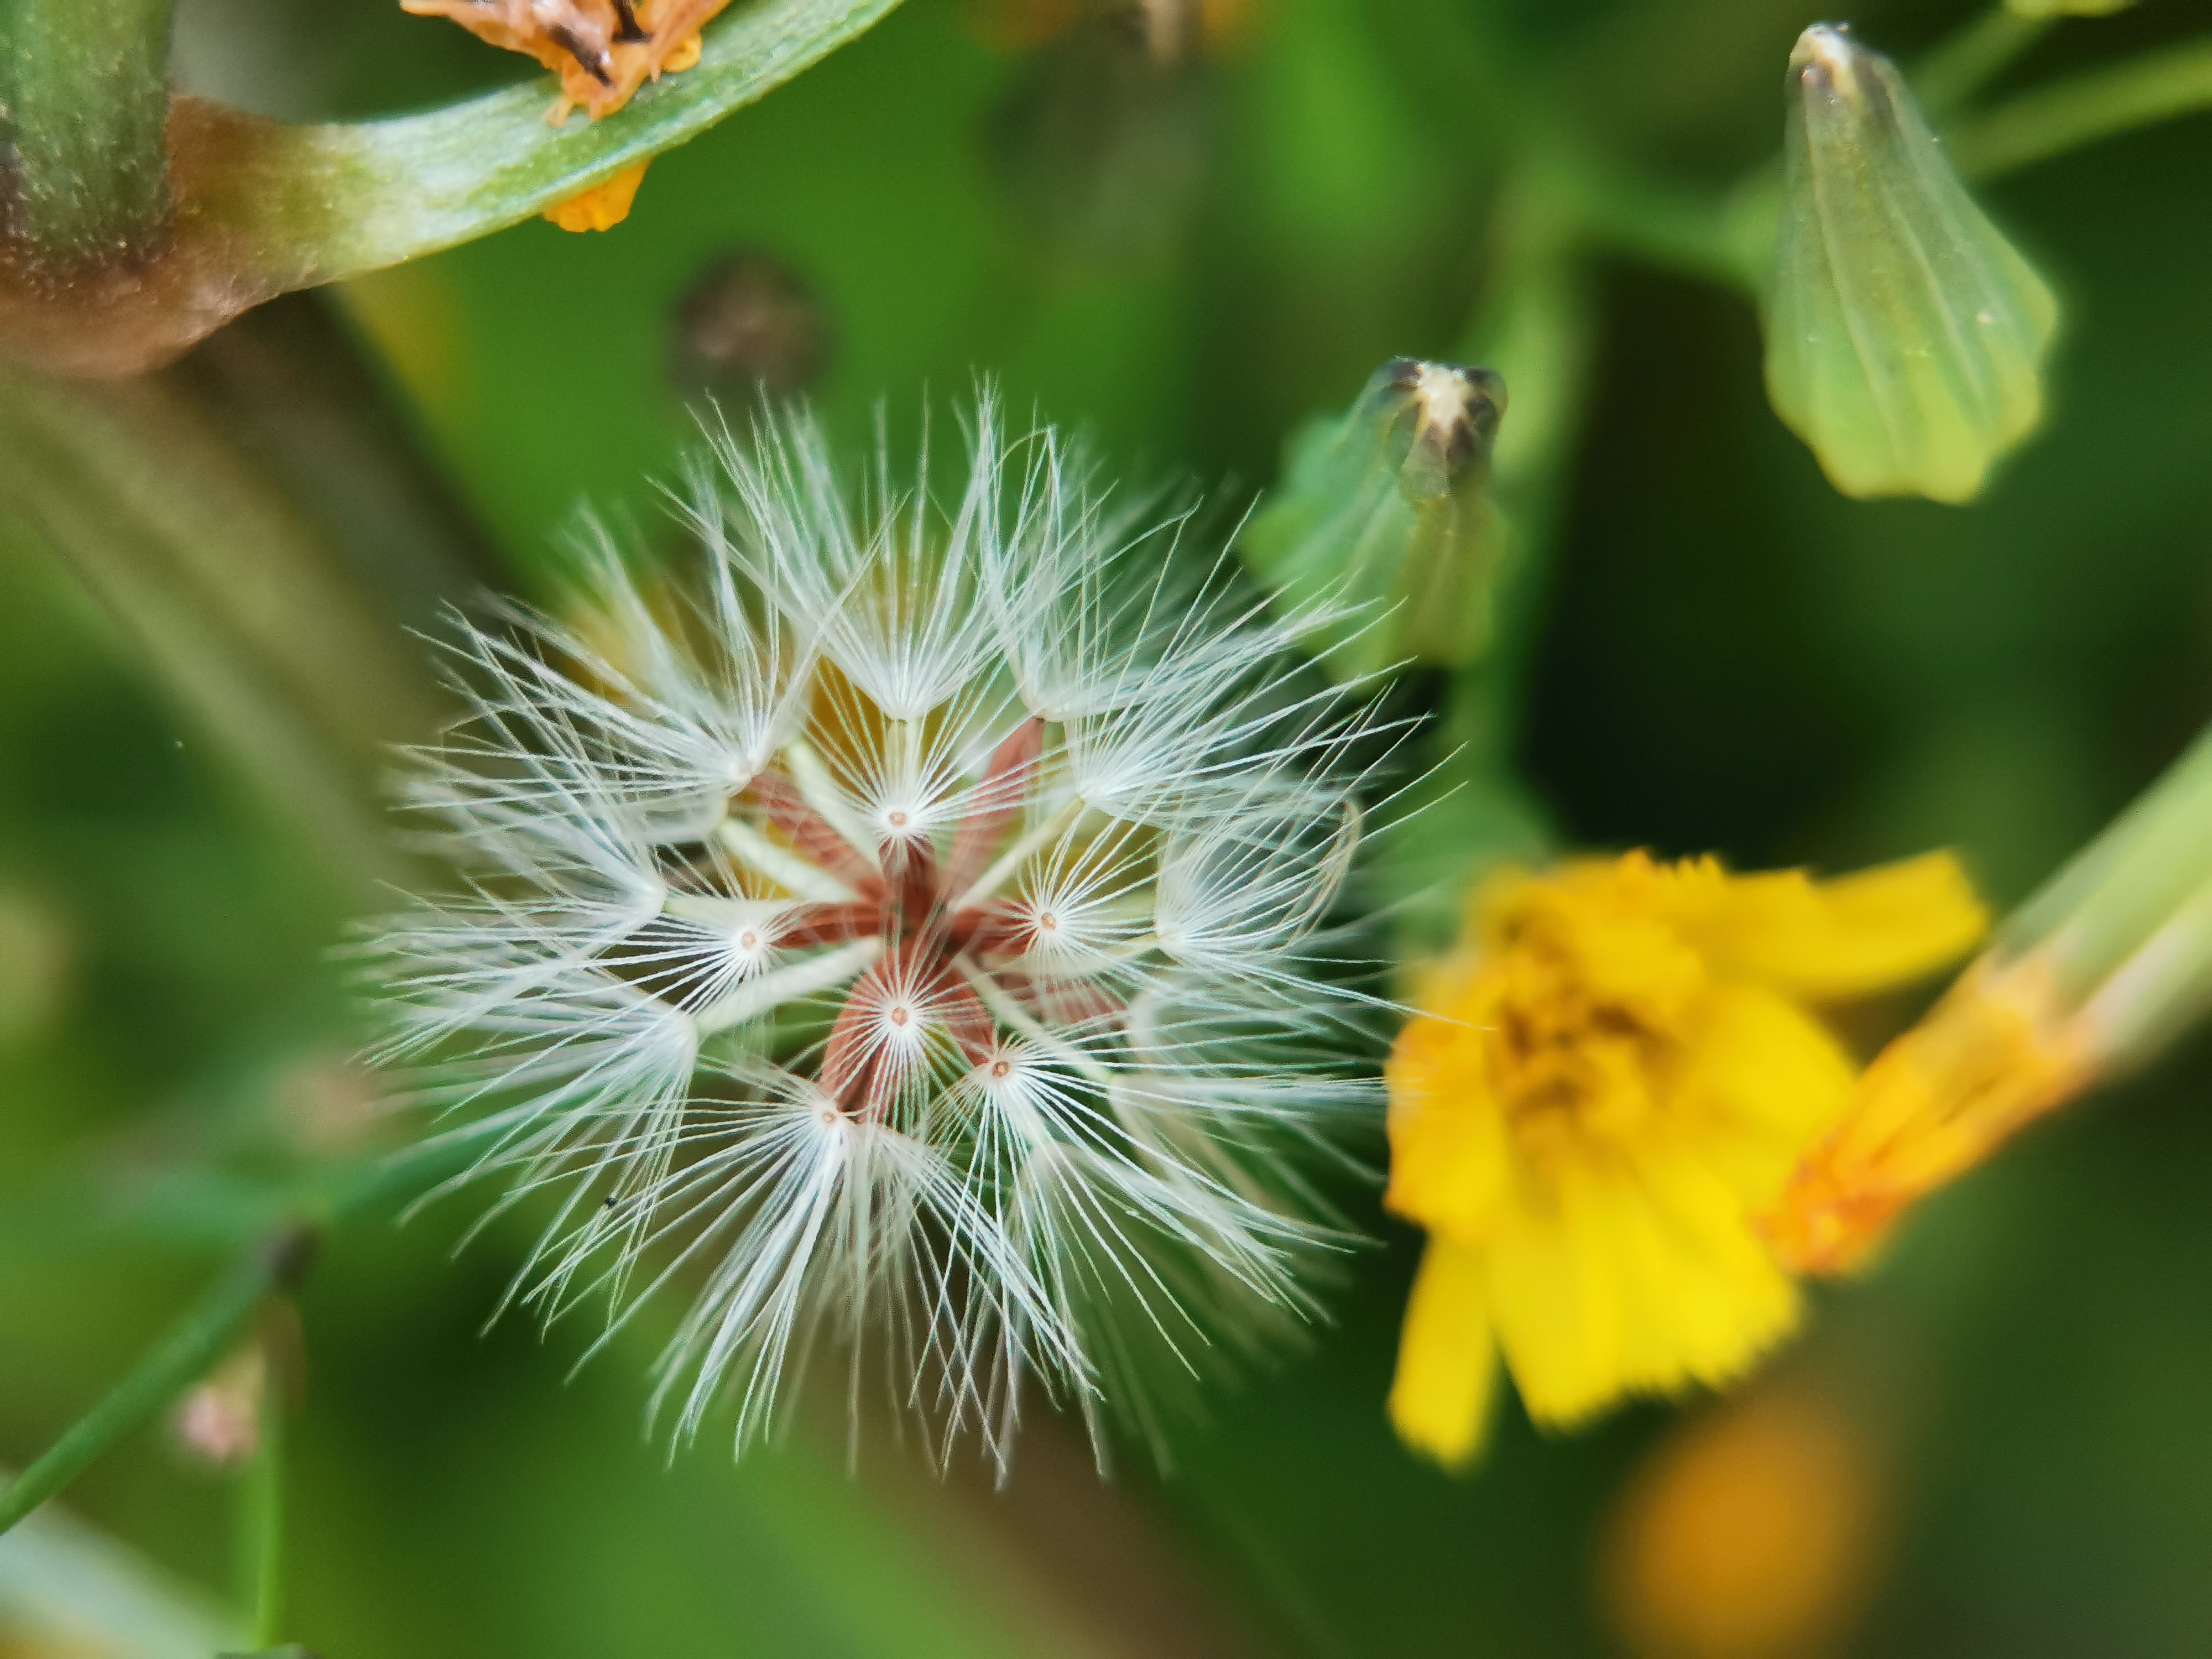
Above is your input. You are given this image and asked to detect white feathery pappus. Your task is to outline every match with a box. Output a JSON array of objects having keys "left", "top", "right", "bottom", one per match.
[{"left": 368, "top": 395, "right": 1406, "bottom": 1476}]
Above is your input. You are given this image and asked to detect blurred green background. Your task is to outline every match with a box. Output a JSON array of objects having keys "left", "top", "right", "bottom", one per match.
[{"left": 4, "top": 0, "right": 2212, "bottom": 1653}]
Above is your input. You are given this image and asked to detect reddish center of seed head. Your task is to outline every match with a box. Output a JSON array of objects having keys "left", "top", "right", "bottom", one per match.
[{"left": 758, "top": 716, "right": 1085, "bottom": 1119}]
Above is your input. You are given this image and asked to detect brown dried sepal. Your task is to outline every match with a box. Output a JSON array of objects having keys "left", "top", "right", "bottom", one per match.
[{"left": 400, "top": 0, "right": 735, "bottom": 122}]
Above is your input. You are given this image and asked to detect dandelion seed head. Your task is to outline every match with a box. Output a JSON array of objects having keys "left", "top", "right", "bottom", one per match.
[{"left": 371, "top": 397, "right": 1389, "bottom": 1472}]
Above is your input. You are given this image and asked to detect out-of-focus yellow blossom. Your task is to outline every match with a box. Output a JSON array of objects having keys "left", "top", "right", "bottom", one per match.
[
  {"left": 544, "top": 160, "right": 651, "bottom": 232},
  {"left": 1385, "top": 850, "right": 1985, "bottom": 1468},
  {"left": 1601, "top": 1381, "right": 1883, "bottom": 1659}
]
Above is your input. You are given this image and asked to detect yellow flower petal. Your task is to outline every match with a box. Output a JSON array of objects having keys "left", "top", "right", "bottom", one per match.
[
  {"left": 1484, "top": 1185, "right": 1621, "bottom": 1425},
  {"left": 1384, "top": 979, "right": 1511, "bottom": 1239},
  {"left": 1670, "top": 983, "right": 1856, "bottom": 1194},
  {"left": 1388, "top": 1237, "right": 1500, "bottom": 1468},
  {"left": 1488, "top": 1160, "right": 1801, "bottom": 1426},
  {"left": 1671, "top": 851, "right": 1986, "bottom": 1001},
  {"left": 544, "top": 160, "right": 650, "bottom": 233},
  {"left": 1615, "top": 1145, "right": 1802, "bottom": 1390}
]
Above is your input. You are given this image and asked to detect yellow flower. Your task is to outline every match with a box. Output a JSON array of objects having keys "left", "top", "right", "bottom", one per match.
[{"left": 1385, "top": 849, "right": 1985, "bottom": 1468}]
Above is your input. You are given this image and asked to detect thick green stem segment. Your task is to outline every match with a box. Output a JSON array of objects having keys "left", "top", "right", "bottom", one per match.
[
  {"left": 1954, "top": 37, "right": 2212, "bottom": 178},
  {"left": 0, "top": 0, "right": 175, "bottom": 258},
  {"left": 0, "top": 1228, "right": 315, "bottom": 1541}
]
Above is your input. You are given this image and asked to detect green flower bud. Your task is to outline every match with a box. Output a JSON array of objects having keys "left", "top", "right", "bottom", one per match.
[
  {"left": 1243, "top": 358, "right": 1507, "bottom": 680},
  {"left": 1766, "top": 25, "right": 2059, "bottom": 504}
]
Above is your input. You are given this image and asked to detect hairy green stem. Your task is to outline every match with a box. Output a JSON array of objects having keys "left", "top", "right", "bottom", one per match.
[
  {"left": 0, "top": 0, "right": 175, "bottom": 258},
  {"left": 1953, "top": 35, "right": 2212, "bottom": 177},
  {"left": 0, "top": 1228, "right": 314, "bottom": 1540}
]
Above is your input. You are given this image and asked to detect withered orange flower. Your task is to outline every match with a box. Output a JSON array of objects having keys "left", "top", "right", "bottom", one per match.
[{"left": 401, "top": 0, "right": 727, "bottom": 122}]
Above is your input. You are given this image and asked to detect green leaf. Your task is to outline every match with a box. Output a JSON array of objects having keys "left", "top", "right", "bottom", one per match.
[{"left": 0, "top": 0, "right": 902, "bottom": 375}]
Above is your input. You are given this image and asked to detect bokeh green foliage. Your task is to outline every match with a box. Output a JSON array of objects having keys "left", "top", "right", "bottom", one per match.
[{"left": 3, "top": 0, "right": 2212, "bottom": 1654}]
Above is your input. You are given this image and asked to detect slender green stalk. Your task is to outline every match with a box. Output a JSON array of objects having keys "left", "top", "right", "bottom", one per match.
[
  {"left": 0, "top": 1228, "right": 315, "bottom": 1541},
  {"left": 243, "top": 1335, "right": 287, "bottom": 1648},
  {"left": 1380, "top": 169, "right": 1594, "bottom": 936},
  {"left": 1454, "top": 160, "right": 1608, "bottom": 743},
  {"left": 1953, "top": 36, "right": 2212, "bottom": 177},
  {"left": 1912, "top": 6, "right": 2055, "bottom": 116},
  {"left": 0, "top": 0, "right": 175, "bottom": 257},
  {"left": 1569, "top": 155, "right": 1761, "bottom": 294}
]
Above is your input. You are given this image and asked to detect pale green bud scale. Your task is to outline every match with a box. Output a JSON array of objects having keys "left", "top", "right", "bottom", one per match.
[{"left": 1767, "top": 25, "right": 2059, "bottom": 504}]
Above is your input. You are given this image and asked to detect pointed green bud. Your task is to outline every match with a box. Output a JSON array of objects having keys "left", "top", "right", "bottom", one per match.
[
  {"left": 1766, "top": 25, "right": 2060, "bottom": 504},
  {"left": 1243, "top": 358, "right": 1508, "bottom": 680}
]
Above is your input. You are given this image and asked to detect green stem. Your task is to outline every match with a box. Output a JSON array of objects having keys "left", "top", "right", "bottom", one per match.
[
  {"left": 1383, "top": 167, "right": 1595, "bottom": 939},
  {"left": 1912, "top": 6, "right": 2055, "bottom": 117},
  {"left": 244, "top": 1333, "right": 287, "bottom": 1648},
  {"left": 0, "top": 0, "right": 175, "bottom": 258},
  {"left": 1569, "top": 155, "right": 1762, "bottom": 295},
  {"left": 1448, "top": 228, "right": 1595, "bottom": 781},
  {"left": 0, "top": 1227, "right": 314, "bottom": 1540},
  {"left": 1952, "top": 35, "right": 2212, "bottom": 178}
]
